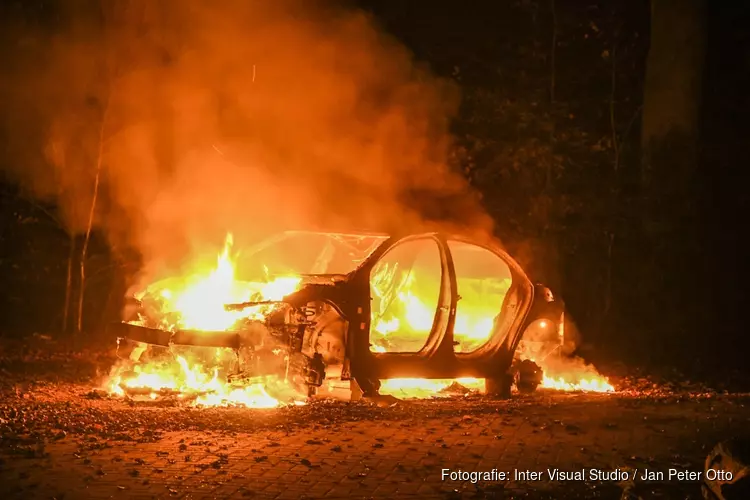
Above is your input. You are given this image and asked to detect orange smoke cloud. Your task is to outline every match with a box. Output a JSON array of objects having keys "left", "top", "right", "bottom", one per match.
[{"left": 0, "top": 0, "right": 492, "bottom": 285}]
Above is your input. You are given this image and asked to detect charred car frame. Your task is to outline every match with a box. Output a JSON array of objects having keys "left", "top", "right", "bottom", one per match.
[{"left": 110, "top": 230, "right": 565, "bottom": 399}]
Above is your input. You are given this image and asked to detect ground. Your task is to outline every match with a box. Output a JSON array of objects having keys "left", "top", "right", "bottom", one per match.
[{"left": 1, "top": 337, "right": 748, "bottom": 499}]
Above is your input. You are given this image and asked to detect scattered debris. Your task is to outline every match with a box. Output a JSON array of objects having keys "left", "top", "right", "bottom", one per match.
[
  {"left": 440, "top": 382, "right": 473, "bottom": 395},
  {"left": 703, "top": 439, "right": 750, "bottom": 500}
]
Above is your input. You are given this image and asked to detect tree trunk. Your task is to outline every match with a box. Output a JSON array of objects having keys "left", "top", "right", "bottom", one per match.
[
  {"left": 642, "top": 0, "right": 705, "bottom": 188},
  {"left": 62, "top": 234, "right": 75, "bottom": 333},
  {"left": 77, "top": 101, "right": 109, "bottom": 334},
  {"left": 639, "top": 0, "right": 706, "bottom": 344}
]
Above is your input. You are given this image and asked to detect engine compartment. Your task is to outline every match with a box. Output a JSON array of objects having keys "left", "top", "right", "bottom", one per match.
[{"left": 115, "top": 286, "right": 350, "bottom": 400}]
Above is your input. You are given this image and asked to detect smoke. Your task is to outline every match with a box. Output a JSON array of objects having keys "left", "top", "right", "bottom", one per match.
[{"left": 0, "top": 0, "right": 492, "bottom": 285}]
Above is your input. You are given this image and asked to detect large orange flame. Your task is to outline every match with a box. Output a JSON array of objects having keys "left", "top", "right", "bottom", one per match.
[
  {"left": 106, "top": 234, "right": 303, "bottom": 407},
  {"left": 108, "top": 355, "right": 280, "bottom": 408},
  {"left": 138, "top": 234, "right": 301, "bottom": 332}
]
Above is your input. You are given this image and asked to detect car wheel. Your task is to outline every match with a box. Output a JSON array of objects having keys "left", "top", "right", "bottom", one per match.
[
  {"left": 485, "top": 375, "right": 512, "bottom": 399},
  {"left": 515, "top": 359, "right": 543, "bottom": 393}
]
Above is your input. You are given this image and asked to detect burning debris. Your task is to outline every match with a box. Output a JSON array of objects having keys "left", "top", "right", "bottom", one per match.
[
  {"left": 513, "top": 316, "right": 615, "bottom": 394},
  {"left": 105, "top": 231, "right": 380, "bottom": 407},
  {"left": 104, "top": 230, "right": 614, "bottom": 406},
  {"left": 379, "top": 378, "right": 486, "bottom": 399}
]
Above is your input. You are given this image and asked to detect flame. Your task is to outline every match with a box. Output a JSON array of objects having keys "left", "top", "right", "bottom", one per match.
[
  {"left": 378, "top": 372, "right": 614, "bottom": 398},
  {"left": 541, "top": 375, "right": 615, "bottom": 393},
  {"left": 515, "top": 319, "right": 614, "bottom": 393},
  {"left": 370, "top": 265, "right": 501, "bottom": 353},
  {"left": 137, "top": 234, "right": 301, "bottom": 332},
  {"left": 107, "top": 233, "right": 303, "bottom": 407},
  {"left": 380, "top": 378, "right": 485, "bottom": 398},
  {"left": 370, "top": 259, "right": 614, "bottom": 395},
  {"left": 108, "top": 352, "right": 281, "bottom": 407}
]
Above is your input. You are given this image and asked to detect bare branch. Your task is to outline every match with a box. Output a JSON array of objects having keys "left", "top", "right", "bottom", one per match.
[
  {"left": 549, "top": 0, "right": 556, "bottom": 104},
  {"left": 609, "top": 45, "right": 619, "bottom": 171}
]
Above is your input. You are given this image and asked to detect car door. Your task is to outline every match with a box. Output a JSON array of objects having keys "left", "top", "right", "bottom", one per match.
[
  {"left": 348, "top": 233, "right": 452, "bottom": 387},
  {"left": 445, "top": 237, "right": 536, "bottom": 380},
  {"left": 445, "top": 238, "right": 515, "bottom": 354}
]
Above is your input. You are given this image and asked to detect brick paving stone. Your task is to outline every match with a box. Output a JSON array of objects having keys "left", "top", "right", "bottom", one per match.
[{"left": 2, "top": 393, "right": 749, "bottom": 499}]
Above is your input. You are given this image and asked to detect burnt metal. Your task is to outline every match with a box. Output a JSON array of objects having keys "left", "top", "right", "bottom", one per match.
[
  {"left": 172, "top": 329, "right": 241, "bottom": 349},
  {"left": 224, "top": 300, "right": 280, "bottom": 311},
  {"left": 109, "top": 322, "right": 241, "bottom": 349},
  {"left": 305, "top": 353, "right": 326, "bottom": 389},
  {"left": 111, "top": 230, "right": 562, "bottom": 398},
  {"left": 109, "top": 322, "right": 172, "bottom": 347}
]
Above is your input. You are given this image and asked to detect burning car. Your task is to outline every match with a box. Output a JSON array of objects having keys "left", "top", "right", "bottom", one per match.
[{"left": 108, "top": 230, "right": 576, "bottom": 405}]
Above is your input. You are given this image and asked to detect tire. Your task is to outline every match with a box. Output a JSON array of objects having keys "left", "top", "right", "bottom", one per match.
[
  {"left": 515, "top": 359, "right": 543, "bottom": 393},
  {"left": 485, "top": 375, "right": 513, "bottom": 399}
]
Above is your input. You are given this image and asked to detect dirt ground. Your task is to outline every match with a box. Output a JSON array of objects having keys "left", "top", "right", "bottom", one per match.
[
  {"left": 2, "top": 384, "right": 749, "bottom": 499},
  {"left": 1, "top": 337, "right": 748, "bottom": 499}
]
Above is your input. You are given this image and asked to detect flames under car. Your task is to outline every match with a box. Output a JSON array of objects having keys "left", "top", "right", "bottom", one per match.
[{"left": 110, "top": 230, "right": 566, "bottom": 401}]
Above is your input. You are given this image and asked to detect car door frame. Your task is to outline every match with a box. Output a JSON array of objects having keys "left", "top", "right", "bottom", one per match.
[
  {"left": 344, "top": 233, "right": 452, "bottom": 388},
  {"left": 344, "top": 232, "right": 537, "bottom": 394},
  {"left": 445, "top": 235, "right": 537, "bottom": 379}
]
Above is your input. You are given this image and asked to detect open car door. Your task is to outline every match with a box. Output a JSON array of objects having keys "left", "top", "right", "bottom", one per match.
[{"left": 346, "top": 233, "right": 537, "bottom": 396}]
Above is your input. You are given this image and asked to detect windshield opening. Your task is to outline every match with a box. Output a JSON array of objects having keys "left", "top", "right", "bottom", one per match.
[{"left": 236, "top": 231, "right": 389, "bottom": 279}]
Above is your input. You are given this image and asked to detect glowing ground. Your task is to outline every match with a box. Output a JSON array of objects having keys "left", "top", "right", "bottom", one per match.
[{"left": 1, "top": 383, "right": 748, "bottom": 500}]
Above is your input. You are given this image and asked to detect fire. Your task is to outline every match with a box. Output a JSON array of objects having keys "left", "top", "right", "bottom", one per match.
[
  {"left": 106, "top": 233, "right": 304, "bottom": 407},
  {"left": 137, "top": 234, "right": 301, "bottom": 332},
  {"left": 541, "top": 375, "right": 614, "bottom": 392},
  {"left": 369, "top": 257, "right": 614, "bottom": 395},
  {"left": 370, "top": 266, "right": 500, "bottom": 353},
  {"left": 379, "top": 372, "right": 614, "bottom": 398},
  {"left": 107, "top": 231, "right": 614, "bottom": 406},
  {"left": 515, "top": 319, "right": 614, "bottom": 393},
  {"left": 108, "top": 353, "right": 280, "bottom": 407},
  {"left": 380, "top": 378, "right": 485, "bottom": 398}
]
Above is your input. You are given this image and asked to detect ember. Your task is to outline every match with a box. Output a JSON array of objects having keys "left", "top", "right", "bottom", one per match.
[
  {"left": 379, "top": 378, "right": 485, "bottom": 398},
  {"left": 108, "top": 351, "right": 282, "bottom": 408},
  {"left": 541, "top": 375, "right": 615, "bottom": 393}
]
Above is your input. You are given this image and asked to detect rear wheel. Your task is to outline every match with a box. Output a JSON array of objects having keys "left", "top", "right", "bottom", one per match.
[
  {"left": 354, "top": 377, "right": 381, "bottom": 397},
  {"left": 485, "top": 375, "right": 513, "bottom": 399},
  {"left": 514, "top": 359, "right": 543, "bottom": 393}
]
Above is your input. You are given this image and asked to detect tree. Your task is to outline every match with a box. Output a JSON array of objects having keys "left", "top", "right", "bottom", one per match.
[
  {"left": 639, "top": 0, "right": 706, "bottom": 345},
  {"left": 46, "top": 141, "right": 78, "bottom": 334},
  {"left": 77, "top": 96, "right": 110, "bottom": 333},
  {"left": 642, "top": 0, "right": 705, "bottom": 188}
]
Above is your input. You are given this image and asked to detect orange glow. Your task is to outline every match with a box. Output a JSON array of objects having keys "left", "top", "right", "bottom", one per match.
[
  {"left": 106, "top": 233, "right": 614, "bottom": 405},
  {"left": 379, "top": 378, "right": 485, "bottom": 398},
  {"left": 368, "top": 255, "right": 614, "bottom": 395},
  {"left": 108, "top": 352, "right": 281, "bottom": 407},
  {"left": 369, "top": 243, "right": 505, "bottom": 355},
  {"left": 106, "top": 233, "right": 304, "bottom": 408},
  {"left": 516, "top": 323, "right": 615, "bottom": 394},
  {"left": 134, "top": 234, "right": 301, "bottom": 332},
  {"left": 541, "top": 375, "right": 615, "bottom": 393}
]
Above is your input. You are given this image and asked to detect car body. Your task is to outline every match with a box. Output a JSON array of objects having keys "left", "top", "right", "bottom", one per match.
[{"left": 111, "top": 230, "right": 564, "bottom": 398}]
